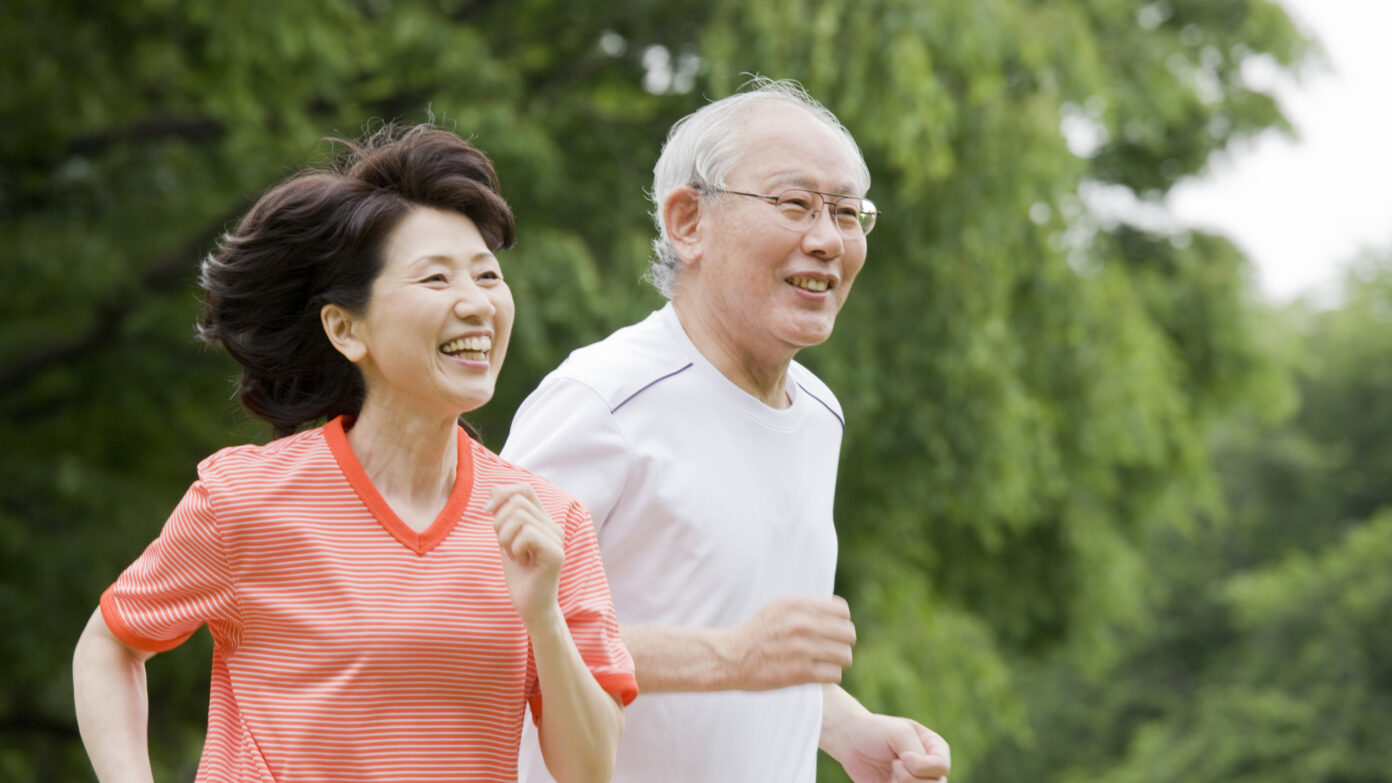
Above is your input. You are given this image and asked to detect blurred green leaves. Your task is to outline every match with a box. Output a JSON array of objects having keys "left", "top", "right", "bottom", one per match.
[
  {"left": 4, "top": 1, "right": 1362, "bottom": 781},
  {"left": 975, "top": 253, "right": 1392, "bottom": 782}
]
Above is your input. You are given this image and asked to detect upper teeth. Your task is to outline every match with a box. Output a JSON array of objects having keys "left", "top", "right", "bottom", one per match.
[
  {"left": 790, "top": 277, "right": 829, "bottom": 292},
  {"left": 441, "top": 336, "right": 491, "bottom": 354}
]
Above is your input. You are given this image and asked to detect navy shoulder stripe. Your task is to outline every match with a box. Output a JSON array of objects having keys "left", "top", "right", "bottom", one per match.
[
  {"left": 797, "top": 382, "right": 845, "bottom": 429},
  {"left": 610, "top": 363, "right": 695, "bottom": 414}
]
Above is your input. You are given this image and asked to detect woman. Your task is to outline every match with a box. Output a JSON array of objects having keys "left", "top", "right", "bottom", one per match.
[{"left": 72, "top": 125, "right": 636, "bottom": 783}]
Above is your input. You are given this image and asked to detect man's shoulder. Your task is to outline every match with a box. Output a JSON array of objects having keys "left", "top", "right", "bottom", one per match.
[
  {"left": 544, "top": 309, "right": 694, "bottom": 411},
  {"left": 789, "top": 361, "right": 845, "bottom": 427}
]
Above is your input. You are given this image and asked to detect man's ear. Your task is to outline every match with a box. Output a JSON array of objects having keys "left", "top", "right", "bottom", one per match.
[
  {"left": 663, "top": 186, "right": 703, "bottom": 266},
  {"left": 321, "top": 303, "right": 367, "bottom": 363}
]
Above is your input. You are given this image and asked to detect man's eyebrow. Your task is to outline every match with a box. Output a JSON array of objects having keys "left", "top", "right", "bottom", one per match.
[
  {"left": 764, "top": 172, "right": 816, "bottom": 188},
  {"left": 765, "top": 172, "right": 859, "bottom": 195}
]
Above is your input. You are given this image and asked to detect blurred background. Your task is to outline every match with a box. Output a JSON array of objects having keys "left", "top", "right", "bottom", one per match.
[{"left": 3, "top": 1, "right": 1389, "bottom": 780}]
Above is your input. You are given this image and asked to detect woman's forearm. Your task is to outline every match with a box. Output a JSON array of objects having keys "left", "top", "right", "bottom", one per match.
[
  {"left": 529, "top": 607, "right": 624, "bottom": 783},
  {"left": 73, "top": 608, "right": 157, "bottom": 783}
]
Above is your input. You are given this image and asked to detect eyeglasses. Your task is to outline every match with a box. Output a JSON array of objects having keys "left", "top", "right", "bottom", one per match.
[{"left": 704, "top": 187, "right": 878, "bottom": 237}]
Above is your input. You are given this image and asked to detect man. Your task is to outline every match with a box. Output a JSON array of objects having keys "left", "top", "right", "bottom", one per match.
[{"left": 506, "top": 80, "right": 951, "bottom": 783}]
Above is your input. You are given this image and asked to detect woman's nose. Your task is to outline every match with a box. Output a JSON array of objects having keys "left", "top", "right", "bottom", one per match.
[{"left": 453, "top": 280, "right": 496, "bottom": 320}]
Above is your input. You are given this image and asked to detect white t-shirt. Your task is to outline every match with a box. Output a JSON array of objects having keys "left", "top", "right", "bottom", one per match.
[{"left": 503, "top": 304, "right": 843, "bottom": 783}]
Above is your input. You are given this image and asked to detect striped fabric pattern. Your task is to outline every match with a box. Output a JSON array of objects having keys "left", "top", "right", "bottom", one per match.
[{"left": 101, "top": 416, "right": 635, "bottom": 782}]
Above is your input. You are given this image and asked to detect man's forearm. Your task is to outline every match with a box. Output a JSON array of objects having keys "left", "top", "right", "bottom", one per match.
[
  {"left": 619, "top": 623, "right": 742, "bottom": 693},
  {"left": 620, "top": 595, "right": 856, "bottom": 693}
]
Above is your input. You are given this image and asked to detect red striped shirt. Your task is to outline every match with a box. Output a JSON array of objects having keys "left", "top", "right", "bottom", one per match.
[{"left": 101, "top": 416, "right": 636, "bottom": 782}]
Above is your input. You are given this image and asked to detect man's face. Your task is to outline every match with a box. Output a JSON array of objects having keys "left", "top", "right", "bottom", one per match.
[{"left": 684, "top": 104, "right": 868, "bottom": 366}]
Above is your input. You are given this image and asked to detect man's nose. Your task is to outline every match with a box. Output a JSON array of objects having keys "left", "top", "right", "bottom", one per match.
[{"left": 801, "top": 205, "right": 845, "bottom": 257}]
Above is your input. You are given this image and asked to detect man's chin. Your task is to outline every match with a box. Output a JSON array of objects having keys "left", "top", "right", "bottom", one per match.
[{"left": 775, "top": 318, "right": 837, "bottom": 350}]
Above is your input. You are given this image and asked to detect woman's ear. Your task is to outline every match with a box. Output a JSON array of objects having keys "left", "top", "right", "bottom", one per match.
[
  {"left": 321, "top": 303, "right": 367, "bottom": 363},
  {"left": 663, "top": 186, "right": 703, "bottom": 266}
]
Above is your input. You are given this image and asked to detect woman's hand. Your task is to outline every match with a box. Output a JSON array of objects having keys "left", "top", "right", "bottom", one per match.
[{"left": 486, "top": 482, "right": 565, "bottom": 626}]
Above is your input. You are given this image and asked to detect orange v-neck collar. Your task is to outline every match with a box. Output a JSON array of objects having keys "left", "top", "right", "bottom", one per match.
[{"left": 324, "top": 415, "right": 475, "bottom": 555}]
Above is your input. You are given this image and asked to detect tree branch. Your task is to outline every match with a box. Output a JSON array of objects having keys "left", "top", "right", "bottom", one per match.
[
  {"left": 0, "top": 202, "right": 247, "bottom": 392},
  {"left": 65, "top": 116, "right": 226, "bottom": 159}
]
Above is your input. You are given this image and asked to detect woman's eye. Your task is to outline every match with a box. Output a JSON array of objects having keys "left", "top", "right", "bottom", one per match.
[
  {"left": 478, "top": 270, "right": 502, "bottom": 281},
  {"left": 423, "top": 273, "right": 448, "bottom": 283}
]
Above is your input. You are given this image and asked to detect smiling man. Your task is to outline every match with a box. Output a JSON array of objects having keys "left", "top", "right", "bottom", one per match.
[{"left": 505, "top": 80, "right": 951, "bottom": 783}]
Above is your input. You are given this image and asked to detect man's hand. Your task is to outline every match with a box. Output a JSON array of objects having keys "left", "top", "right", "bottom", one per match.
[
  {"left": 830, "top": 712, "right": 950, "bottom": 782},
  {"left": 821, "top": 687, "right": 951, "bottom": 783},
  {"left": 723, "top": 595, "right": 856, "bottom": 691}
]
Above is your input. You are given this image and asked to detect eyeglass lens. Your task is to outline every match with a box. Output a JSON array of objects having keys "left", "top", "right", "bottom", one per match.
[{"left": 774, "top": 190, "right": 876, "bottom": 236}]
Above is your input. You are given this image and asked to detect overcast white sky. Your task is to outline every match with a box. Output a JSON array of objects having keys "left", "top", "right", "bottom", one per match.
[{"left": 1166, "top": 0, "right": 1392, "bottom": 303}]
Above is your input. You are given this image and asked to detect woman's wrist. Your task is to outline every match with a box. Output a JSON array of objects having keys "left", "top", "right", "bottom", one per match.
[{"left": 520, "top": 599, "right": 566, "bottom": 638}]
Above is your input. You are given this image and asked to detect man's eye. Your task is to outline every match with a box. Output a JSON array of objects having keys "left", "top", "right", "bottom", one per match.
[{"left": 778, "top": 198, "right": 814, "bottom": 215}]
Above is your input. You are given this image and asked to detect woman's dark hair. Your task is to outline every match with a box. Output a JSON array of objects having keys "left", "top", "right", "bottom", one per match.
[{"left": 199, "top": 124, "right": 515, "bottom": 438}]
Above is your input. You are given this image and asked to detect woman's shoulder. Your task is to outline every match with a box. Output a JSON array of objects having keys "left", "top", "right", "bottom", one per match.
[
  {"left": 196, "top": 426, "right": 333, "bottom": 484},
  {"left": 469, "top": 439, "right": 581, "bottom": 514}
]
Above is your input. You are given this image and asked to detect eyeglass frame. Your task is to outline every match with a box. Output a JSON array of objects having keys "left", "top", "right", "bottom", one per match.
[{"left": 699, "top": 185, "right": 879, "bottom": 237}]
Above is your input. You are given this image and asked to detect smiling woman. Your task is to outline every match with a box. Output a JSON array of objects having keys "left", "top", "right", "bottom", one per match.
[
  {"left": 321, "top": 205, "right": 516, "bottom": 430},
  {"left": 70, "top": 125, "right": 636, "bottom": 783},
  {"left": 196, "top": 126, "right": 517, "bottom": 439}
]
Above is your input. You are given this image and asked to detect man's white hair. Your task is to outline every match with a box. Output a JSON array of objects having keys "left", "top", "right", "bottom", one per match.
[{"left": 646, "top": 78, "right": 871, "bottom": 298}]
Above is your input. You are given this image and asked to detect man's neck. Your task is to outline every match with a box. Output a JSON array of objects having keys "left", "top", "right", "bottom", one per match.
[{"left": 670, "top": 299, "right": 794, "bottom": 409}]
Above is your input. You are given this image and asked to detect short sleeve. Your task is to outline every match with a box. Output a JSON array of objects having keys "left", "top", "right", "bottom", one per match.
[
  {"left": 502, "top": 377, "right": 630, "bottom": 533},
  {"left": 526, "top": 498, "right": 637, "bottom": 721},
  {"left": 100, "top": 480, "right": 242, "bottom": 653}
]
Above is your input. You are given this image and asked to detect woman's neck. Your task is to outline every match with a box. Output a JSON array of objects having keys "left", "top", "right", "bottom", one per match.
[{"left": 345, "top": 404, "right": 460, "bottom": 530}]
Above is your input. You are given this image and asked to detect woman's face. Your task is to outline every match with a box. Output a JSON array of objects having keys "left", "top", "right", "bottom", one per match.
[{"left": 329, "top": 205, "right": 514, "bottom": 421}]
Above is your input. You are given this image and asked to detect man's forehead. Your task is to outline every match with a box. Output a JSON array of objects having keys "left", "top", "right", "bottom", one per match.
[
  {"left": 731, "top": 105, "right": 864, "bottom": 193},
  {"left": 757, "top": 170, "right": 859, "bottom": 194}
]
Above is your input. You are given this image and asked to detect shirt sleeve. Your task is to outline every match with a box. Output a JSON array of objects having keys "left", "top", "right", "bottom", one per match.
[
  {"left": 527, "top": 498, "right": 638, "bottom": 721},
  {"left": 501, "top": 376, "right": 630, "bottom": 534},
  {"left": 100, "top": 479, "right": 243, "bottom": 653}
]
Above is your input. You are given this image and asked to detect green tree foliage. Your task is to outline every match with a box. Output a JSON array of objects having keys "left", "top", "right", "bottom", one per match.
[
  {"left": 1, "top": 1, "right": 1307, "bottom": 779},
  {"left": 975, "top": 253, "right": 1392, "bottom": 782}
]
